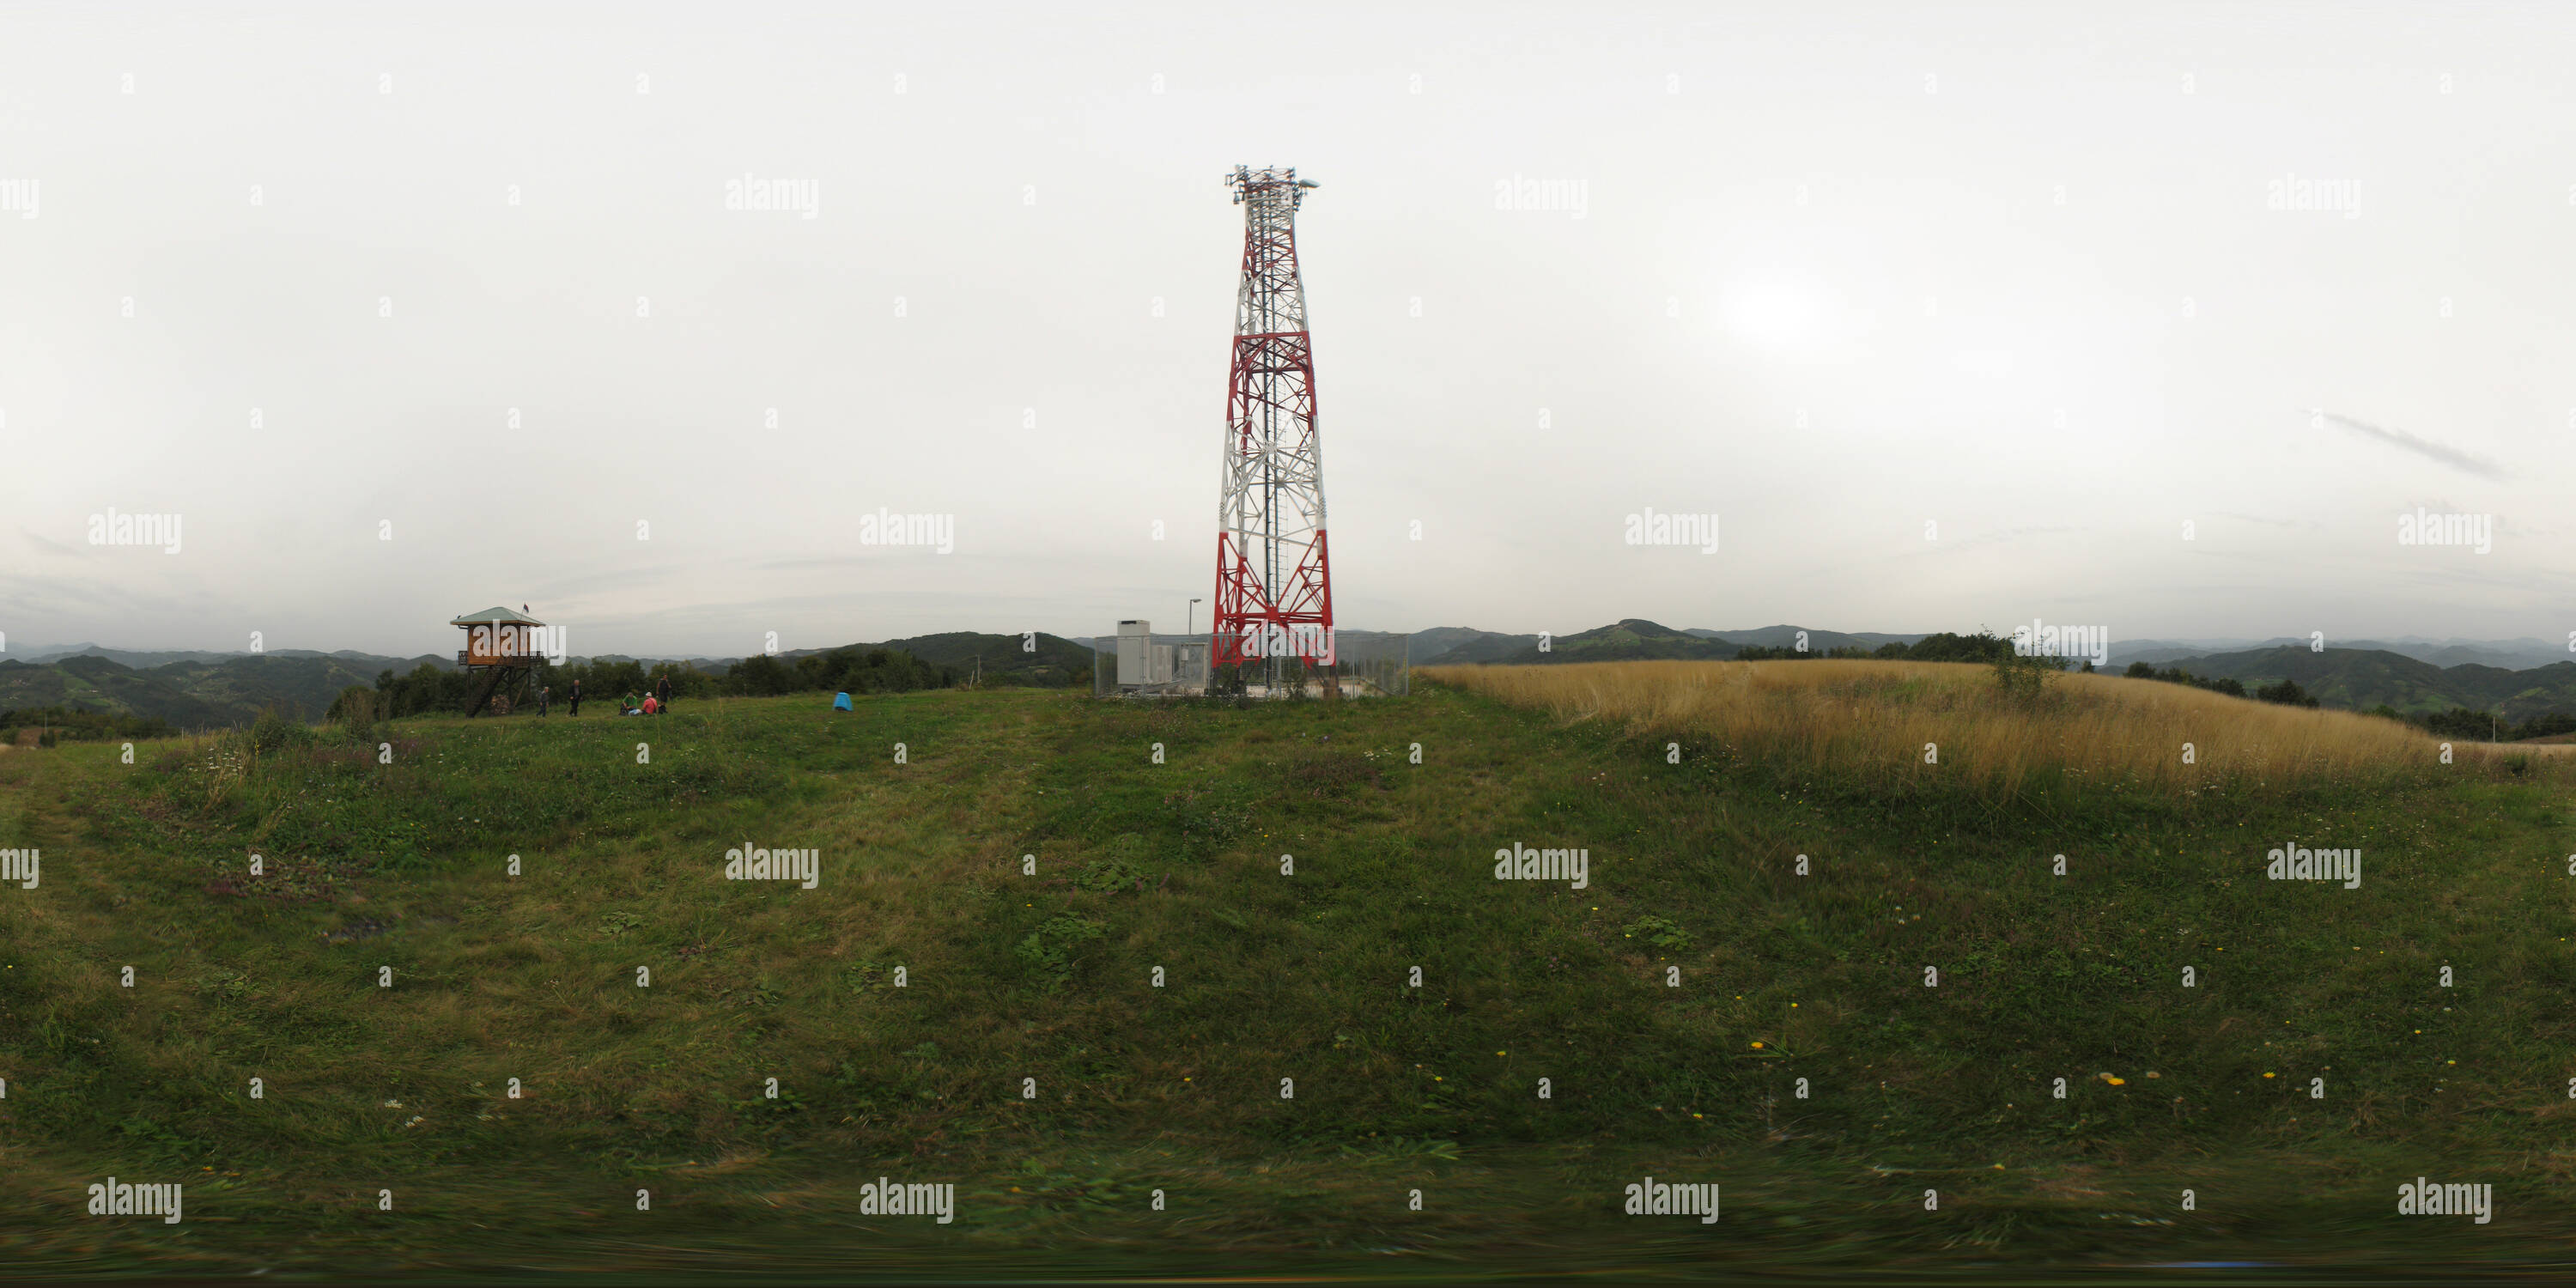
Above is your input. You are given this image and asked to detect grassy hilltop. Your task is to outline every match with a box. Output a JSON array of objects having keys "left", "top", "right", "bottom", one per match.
[{"left": 1, "top": 665, "right": 2573, "bottom": 1278}]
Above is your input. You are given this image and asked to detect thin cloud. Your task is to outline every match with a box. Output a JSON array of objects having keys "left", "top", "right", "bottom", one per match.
[
  {"left": 2208, "top": 511, "right": 2317, "bottom": 530},
  {"left": 2309, "top": 410, "right": 2505, "bottom": 481},
  {"left": 1947, "top": 525, "right": 2081, "bottom": 551},
  {"left": 20, "top": 526, "right": 84, "bottom": 558}
]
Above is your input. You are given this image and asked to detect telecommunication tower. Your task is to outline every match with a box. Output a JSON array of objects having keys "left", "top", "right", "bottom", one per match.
[{"left": 1212, "top": 164, "right": 1333, "bottom": 695}]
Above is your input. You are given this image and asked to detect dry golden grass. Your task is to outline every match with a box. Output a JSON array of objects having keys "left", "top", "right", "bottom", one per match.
[{"left": 1420, "top": 659, "right": 2558, "bottom": 795}]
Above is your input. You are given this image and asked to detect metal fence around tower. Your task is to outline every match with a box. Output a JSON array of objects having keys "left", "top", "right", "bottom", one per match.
[
  {"left": 1091, "top": 629, "right": 1406, "bottom": 698},
  {"left": 1334, "top": 631, "right": 1410, "bottom": 697}
]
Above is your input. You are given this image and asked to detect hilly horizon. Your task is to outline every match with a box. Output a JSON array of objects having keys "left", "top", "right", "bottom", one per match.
[
  {"left": 12, "top": 620, "right": 2574, "bottom": 734},
  {"left": 18, "top": 623, "right": 2566, "bottom": 672}
]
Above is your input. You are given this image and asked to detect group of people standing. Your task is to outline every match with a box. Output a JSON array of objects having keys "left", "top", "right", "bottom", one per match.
[{"left": 536, "top": 673, "right": 674, "bottom": 718}]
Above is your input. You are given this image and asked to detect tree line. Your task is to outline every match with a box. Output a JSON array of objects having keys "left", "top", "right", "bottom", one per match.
[
  {"left": 347, "top": 646, "right": 964, "bottom": 720},
  {"left": 2121, "top": 663, "right": 2576, "bottom": 739},
  {"left": 1736, "top": 630, "right": 2042, "bottom": 665},
  {"left": 2120, "top": 661, "right": 2320, "bottom": 707},
  {"left": 0, "top": 705, "right": 178, "bottom": 744},
  {"left": 2403, "top": 707, "right": 2576, "bottom": 744}
]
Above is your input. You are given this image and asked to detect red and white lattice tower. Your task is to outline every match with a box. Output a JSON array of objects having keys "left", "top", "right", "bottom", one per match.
[{"left": 1212, "top": 164, "right": 1333, "bottom": 695}]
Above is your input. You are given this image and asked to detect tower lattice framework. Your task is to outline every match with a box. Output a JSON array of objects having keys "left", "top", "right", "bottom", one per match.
[{"left": 1212, "top": 164, "right": 1333, "bottom": 694}]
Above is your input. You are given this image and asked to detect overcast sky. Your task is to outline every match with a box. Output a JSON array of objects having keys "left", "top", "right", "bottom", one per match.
[{"left": 3, "top": 1, "right": 2571, "bottom": 659}]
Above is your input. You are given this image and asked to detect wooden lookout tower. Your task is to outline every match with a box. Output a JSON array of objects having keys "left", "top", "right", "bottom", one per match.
[{"left": 450, "top": 606, "right": 548, "bottom": 717}]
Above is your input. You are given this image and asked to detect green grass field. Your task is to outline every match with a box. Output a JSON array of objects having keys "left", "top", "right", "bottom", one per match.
[{"left": 1, "top": 680, "right": 2571, "bottom": 1279}]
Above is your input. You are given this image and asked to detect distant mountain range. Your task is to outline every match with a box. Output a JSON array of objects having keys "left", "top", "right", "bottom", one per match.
[
  {"left": 0, "top": 653, "right": 392, "bottom": 729},
  {"left": 9, "top": 625, "right": 2571, "bottom": 731},
  {"left": 9, "top": 643, "right": 447, "bottom": 672},
  {"left": 1406, "top": 624, "right": 2573, "bottom": 673},
  {"left": 1406, "top": 620, "right": 1929, "bottom": 665},
  {"left": 0, "top": 632, "right": 1096, "bottom": 729},
  {"left": 2128, "top": 647, "right": 2576, "bottom": 723},
  {"left": 2101, "top": 636, "right": 2573, "bottom": 672}
]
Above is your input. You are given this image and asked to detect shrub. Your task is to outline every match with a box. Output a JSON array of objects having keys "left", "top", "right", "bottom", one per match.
[
  {"left": 1072, "top": 856, "right": 1149, "bottom": 892},
  {"left": 248, "top": 707, "right": 311, "bottom": 756},
  {"left": 1015, "top": 914, "right": 1108, "bottom": 989},
  {"left": 2254, "top": 678, "right": 2320, "bottom": 708},
  {"left": 1991, "top": 649, "right": 2063, "bottom": 701},
  {"left": 326, "top": 685, "right": 380, "bottom": 724},
  {"left": 1621, "top": 914, "right": 1693, "bottom": 951},
  {"left": 2419, "top": 708, "right": 2498, "bottom": 741}
]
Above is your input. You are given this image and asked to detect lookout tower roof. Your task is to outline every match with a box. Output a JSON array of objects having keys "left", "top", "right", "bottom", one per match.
[{"left": 449, "top": 606, "right": 545, "bottom": 629}]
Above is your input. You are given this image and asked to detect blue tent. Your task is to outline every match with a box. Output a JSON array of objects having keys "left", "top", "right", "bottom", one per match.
[{"left": 832, "top": 692, "right": 853, "bottom": 711}]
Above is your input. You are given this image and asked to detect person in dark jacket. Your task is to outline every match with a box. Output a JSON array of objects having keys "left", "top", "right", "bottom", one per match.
[
  {"left": 655, "top": 673, "right": 674, "bottom": 711},
  {"left": 568, "top": 678, "right": 582, "bottom": 717}
]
